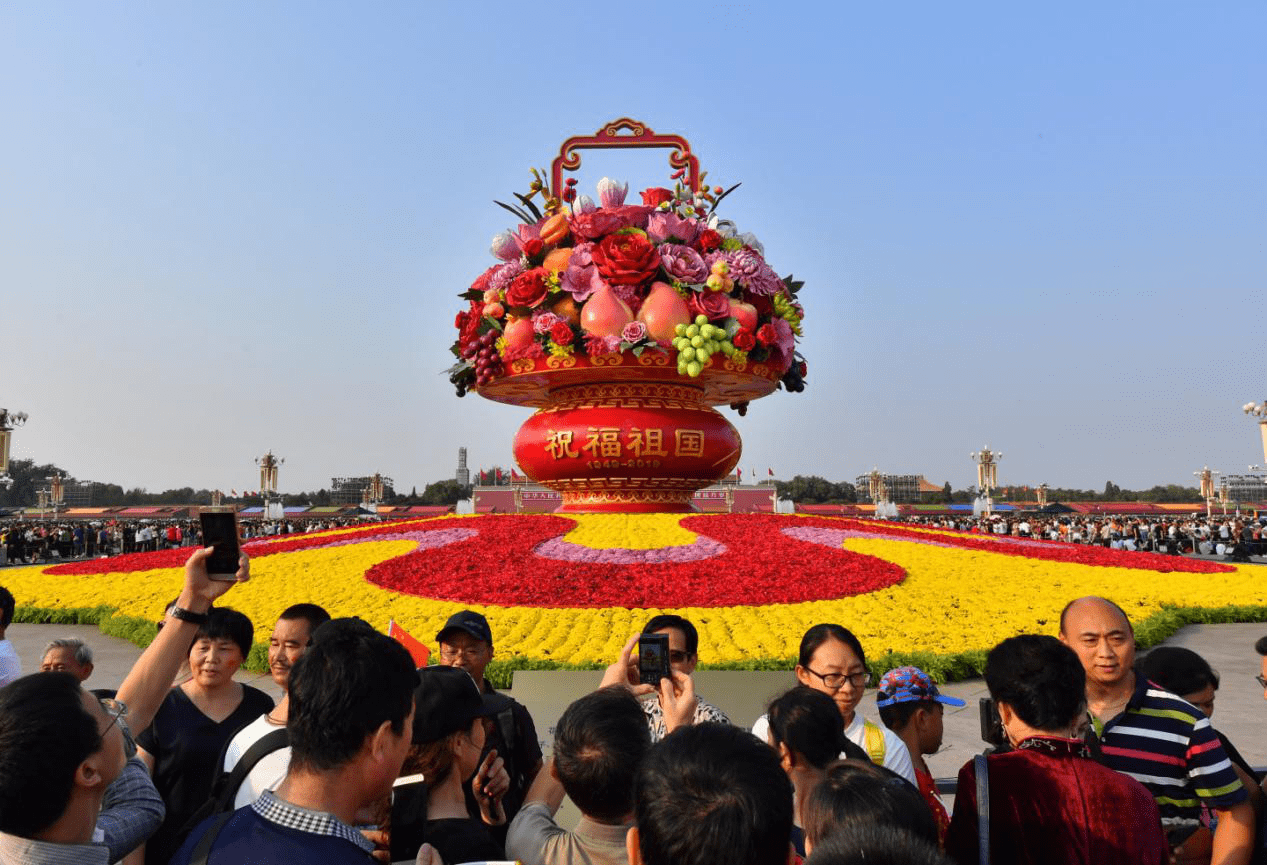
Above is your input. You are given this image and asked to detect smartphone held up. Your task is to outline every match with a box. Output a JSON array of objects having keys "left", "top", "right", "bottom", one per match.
[{"left": 199, "top": 509, "right": 242, "bottom": 580}]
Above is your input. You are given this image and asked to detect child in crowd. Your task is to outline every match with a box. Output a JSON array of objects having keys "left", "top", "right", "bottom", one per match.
[{"left": 875, "top": 666, "right": 964, "bottom": 846}]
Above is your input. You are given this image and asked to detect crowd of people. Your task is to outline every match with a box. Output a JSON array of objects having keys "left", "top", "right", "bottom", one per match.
[
  {"left": 0, "top": 518, "right": 363, "bottom": 566},
  {"left": 0, "top": 550, "right": 1265, "bottom": 864},
  {"left": 901, "top": 513, "right": 1267, "bottom": 560}
]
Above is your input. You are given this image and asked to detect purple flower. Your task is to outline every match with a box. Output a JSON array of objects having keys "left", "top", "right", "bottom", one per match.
[
  {"left": 621, "top": 321, "right": 648, "bottom": 343},
  {"left": 764, "top": 318, "right": 797, "bottom": 372},
  {"left": 488, "top": 260, "right": 526, "bottom": 296},
  {"left": 646, "top": 212, "right": 702, "bottom": 245},
  {"left": 711, "top": 249, "right": 781, "bottom": 295},
  {"left": 597, "top": 177, "right": 628, "bottom": 208},
  {"left": 658, "top": 244, "right": 709, "bottom": 284},
  {"left": 532, "top": 311, "right": 562, "bottom": 334},
  {"left": 561, "top": 242, "right": 600, "bottom": 301}
]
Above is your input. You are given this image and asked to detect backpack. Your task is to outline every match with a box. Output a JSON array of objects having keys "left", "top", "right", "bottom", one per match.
[{"left": 177, "top": 728, "right": 289, "bottom": 840}]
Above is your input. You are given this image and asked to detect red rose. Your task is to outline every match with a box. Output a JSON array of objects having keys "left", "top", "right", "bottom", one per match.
[
  {"left": 756, "top": 323, "right": 778, "bottom": 346},
  {"left": 550, "top": 321, "right": 574, "bottom": 345},
  {"left": 505, "top": 268, "right": 550, "bottom": 309},
  {"left": 733, "top": 329, "right": 756, "bottom": 351},
  {"left": 694, "top": 229, "right": 722, "bottom": 253},
  {"left": 688, "top": 290, "right": 731, "bottom": 322},
  {"left": 641, "top": 187, "right": 674, "bottom": 207},
  {"left": 591, "top": 232, "right": 661, "bottom": 286},
  {"left": 522, "top": 238, "right": 544, "bottom": 258}
]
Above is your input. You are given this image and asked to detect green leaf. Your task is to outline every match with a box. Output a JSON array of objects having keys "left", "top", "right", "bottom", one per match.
[
  {"left": 482, "top": 316, "right": 505, "bottom": 332},
  {"left": 631, "top": 345, "right": 645, "bottom": 357}
]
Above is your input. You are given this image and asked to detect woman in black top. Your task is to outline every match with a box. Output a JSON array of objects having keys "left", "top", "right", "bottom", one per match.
[{"left": 137, "top": 607, "right": 273, "bottom": 865}]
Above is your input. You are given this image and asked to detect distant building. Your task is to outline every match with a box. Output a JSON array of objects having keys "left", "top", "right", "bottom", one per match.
[
  {"left": 329, "top": 476, "right": 395, "bottom": 506},
  {"left": 854, "top": 473, "right": 943, "bottom": 504},
  {"left": 456, "top": 447, "right": 470, "bottom": 487},
  {"left": 1222, "top": 474, "right": 1267, "bottom": 504},
  {"left": 62, "top": 481, "right": 97, "bottom": 507}
]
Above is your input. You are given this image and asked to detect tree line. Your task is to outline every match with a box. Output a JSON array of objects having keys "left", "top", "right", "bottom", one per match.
[{"left": 772, "top": 475, "right": 1206, "bottom": 505}]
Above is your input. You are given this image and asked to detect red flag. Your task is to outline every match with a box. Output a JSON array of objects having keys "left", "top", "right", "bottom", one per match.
[
  {"left": 510, "top": 468, "right": 521, "bottom": 481},
  {"left": 388, "top": 620, "right": 431, "bottom": 668},
  {"left": 230, "top": 489, "right": 237, "bottom": 496},
  {"left": 735, "top": 467, "right": 742, "bottom": 481},
  {"left": 496, "top": 469, "right": 505, "bottom": 485},
  {"left": 768, "top": 468, "right": 774, "bottom": 477}
]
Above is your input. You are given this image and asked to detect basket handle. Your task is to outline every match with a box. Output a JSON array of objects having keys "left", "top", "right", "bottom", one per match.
[{"left": 551, "top": 118, "right": 700, "bottom": 199}]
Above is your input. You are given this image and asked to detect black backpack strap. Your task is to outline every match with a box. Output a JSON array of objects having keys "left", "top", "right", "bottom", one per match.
[
  {"left": 213, "top": 727, "right": 290, "bottom": 810},
  {"left": 495, "top": 707, "right": 517, "bottom": 777},
  {"left": 974, "top": 753, "right": 990, "bottom": 865},
  {"left": 189, "top": 811, "right": 234, "bottom": 865}
]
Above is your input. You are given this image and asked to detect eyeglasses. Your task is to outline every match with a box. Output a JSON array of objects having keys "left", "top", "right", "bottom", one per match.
[
  {"left": 804, "top": 667, "right": 870, "bottom": 691},
  {"left": 1256, "top": 674, "right": 1267, "bottom": 689},
  {"left": 99, "top": 697, "right": 137, "bottom": 760}
]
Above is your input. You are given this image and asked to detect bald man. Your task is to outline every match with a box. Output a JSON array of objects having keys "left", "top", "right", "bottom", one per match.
[{"left": 1060, "top": 597, "right": 1253, "bottom": 865}]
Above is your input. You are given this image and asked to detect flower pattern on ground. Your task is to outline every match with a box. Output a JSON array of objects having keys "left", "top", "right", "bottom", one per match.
[{"left": 12, "top": 514, "right": 1262, "bottom": 672}]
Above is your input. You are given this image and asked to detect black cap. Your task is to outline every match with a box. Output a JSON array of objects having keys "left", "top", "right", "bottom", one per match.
[
  {"left": 412, "top": 666, "right": 511, "bottom": 744},
  {"left": 436, "top": 610, "right": 493, "bottom": 645}
]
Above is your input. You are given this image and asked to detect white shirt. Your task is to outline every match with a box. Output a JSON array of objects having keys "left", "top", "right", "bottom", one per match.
[
  {"left": 750, "top": 711, "right": 916, "bottom": 785},
  {"left": 222, "top": 713, "right": 291, "bottom": 809},
  {"left": 0, "top": 640, "right": 22, "bottom": 687}
]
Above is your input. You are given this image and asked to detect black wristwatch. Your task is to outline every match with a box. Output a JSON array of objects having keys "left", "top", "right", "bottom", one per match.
[{"left": 168, "top": 606, "right": 209, "bottom": 625}]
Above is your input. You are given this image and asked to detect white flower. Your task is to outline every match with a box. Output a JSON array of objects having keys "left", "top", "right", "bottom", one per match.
[
  {"left": 489, "top": 231, "right": 519, "bottom": 261},
  {"left": 738, "top": 232, "right": 764, "bottom": 256},
  {"left": 596, "top": 177, "right": 628, "bottom": 208},
  {"left": 708, "top": 215, "right": 738, "bottom": 239}
]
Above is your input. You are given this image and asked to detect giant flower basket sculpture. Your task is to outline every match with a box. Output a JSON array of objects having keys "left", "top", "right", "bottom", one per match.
[{"left": 448, "top": 120, "right": 807, "bottom": 512}]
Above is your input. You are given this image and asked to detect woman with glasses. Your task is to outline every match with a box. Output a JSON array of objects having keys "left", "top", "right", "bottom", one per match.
[{"left": 752, "top": 623, "right": 917, "bottom": 785}]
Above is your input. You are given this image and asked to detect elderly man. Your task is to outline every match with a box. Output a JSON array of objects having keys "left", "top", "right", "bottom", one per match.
[
  {"left": 40, "top": 638, "right": 95, "bottom": 682},
  {"left": 1060, "top": 596, "right": 1253, "bottom": 865}
]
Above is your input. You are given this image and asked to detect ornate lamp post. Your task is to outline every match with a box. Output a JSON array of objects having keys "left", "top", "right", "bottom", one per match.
[
  {"left": 46, "top": 474, "right": 65, "bottom": 522},
  {"left": 970, "top": 446, "right": 1003, "bottom": 518},
  {"left": 0, "top": 408, "right": 29, "bottom": 490},
  {"left": 255, "top": 451, "right": 284, "bottom": 519},
  {"left": 1194, "top": 466, "right": 1220, "bottom": 520},
  {"left": 1243, "top": 402, "right": 1267, "bottom": 466},
  {"left": 1036, "top": 483, "right": 1049, "bottom": 509}
]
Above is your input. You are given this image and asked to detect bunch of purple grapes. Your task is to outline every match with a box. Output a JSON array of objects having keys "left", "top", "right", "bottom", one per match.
[{"left": 463, "top": 331, "right": 503, "bottom": 387}]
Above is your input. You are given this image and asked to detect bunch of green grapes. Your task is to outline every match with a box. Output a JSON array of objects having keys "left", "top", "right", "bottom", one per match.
[
  {"left": 771, "top": 294, "right": 802, "bottom": 335},
  {"left": 672, "top": 315, "right": 736, "bottom": 378}
]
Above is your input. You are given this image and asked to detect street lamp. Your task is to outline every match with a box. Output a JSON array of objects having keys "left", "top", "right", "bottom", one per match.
[
  {"left": 255, "top": 451, "right": 285, "bottom": 519},
  {"left": 970, "top": 446, "right": 1003, "bottom": 518},
  {"left": 1194, "top": 466, "right": 1220, "bottom": 520},
  {"left": 0, "top": 408, "right": 29, "bottom": 490},
  {"left": 1243, "top": 402, "right": 1267, "bottom": 466}
]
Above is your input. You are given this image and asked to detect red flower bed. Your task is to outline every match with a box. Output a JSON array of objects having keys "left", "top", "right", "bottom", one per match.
[{"left": 364, "top": 514, "right": 905, "bottom": 608}]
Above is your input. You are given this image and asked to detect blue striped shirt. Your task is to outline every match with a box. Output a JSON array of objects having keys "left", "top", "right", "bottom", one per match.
[{"left": 1090, "top": 676, "right": 1246, "bottom": 821}]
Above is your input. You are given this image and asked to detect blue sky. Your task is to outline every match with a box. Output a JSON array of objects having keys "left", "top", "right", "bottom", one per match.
[{"left": 1, "top": 3, "right": 1264, "bottom": 495}]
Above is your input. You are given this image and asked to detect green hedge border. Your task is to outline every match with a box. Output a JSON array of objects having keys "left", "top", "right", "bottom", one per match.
[{"left": 17, "top": 603, "right": 1267, "bottom": 690}]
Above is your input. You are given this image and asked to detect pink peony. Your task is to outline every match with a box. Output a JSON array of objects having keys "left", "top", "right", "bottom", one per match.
[
  {"left": 532, "top": 311, "right": 562, "bottom": 334},
  {"left": 512, "top": 222, "right": 541, "bottom": 254},
  {"left": 560, "top": 243, "right": 600, "bottom": 302},
  {"left": 568, "top": 210, "right": 627, "bottom": 241},
  {"left": 621, "top": 321, "right": 648, "bottom": 343},
  {"left": 763, "top": 318, "right": 797, "bottom": 372},
  {"left": 489, "top": 231, "right": 519, "bottom": 261},
  {"left": 647, "top": 212, "right": 701, "bottom": 245},
  {"left": 657, "top": 244, "right": 709, "bottom": 284}
]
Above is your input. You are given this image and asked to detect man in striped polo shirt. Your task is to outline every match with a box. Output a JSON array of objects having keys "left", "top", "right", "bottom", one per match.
[{"left": 1060, "top": 596, "right": 1253, "bottom": 865}]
